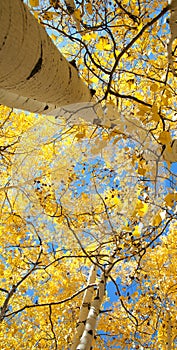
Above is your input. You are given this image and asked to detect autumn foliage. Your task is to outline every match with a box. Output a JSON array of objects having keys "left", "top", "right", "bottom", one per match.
[{"left": 0, "top": 0, "right": 177, "bottom": 349}]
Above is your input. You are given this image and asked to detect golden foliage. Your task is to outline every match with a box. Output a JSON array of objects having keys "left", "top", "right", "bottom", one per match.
[{"left": 1, "top": 0, "right": 177, "bottom": 348}]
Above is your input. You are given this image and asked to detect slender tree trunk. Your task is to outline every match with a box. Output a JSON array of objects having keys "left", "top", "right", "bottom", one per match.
[
  {"left": 71, "top": 265, "right": 97, "bottom": 349},
  {"left": 75, "top": 255, "right": 115, "bottom": 350},
  {"left": 76, "top": 272, "right": 106, "bottom": 350},
  {"left": 0, "top": 0, "right": 91, "bottom": 114},
  {"left": 167, "top": 0, "right": 177, "bottom": 77},
  {"left": 167, "top": 310, "right": 172, "bottom": 350}
]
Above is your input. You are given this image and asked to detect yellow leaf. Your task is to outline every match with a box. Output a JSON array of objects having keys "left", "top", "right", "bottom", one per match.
[
  {"left": 138, "top": 105, "right": 150, "bottom": 114},
  {"left": 81, "top": 193, "right": 89, "bottom": 200},
  {"left": 76, "top": 130, "right": 86, "bottom": 140},
  {"left": 112, "top": 196, "right": 121, "bottom": 206},
  {"left": 42, "top": 12, "right": 56, "bottom": 20},
  {"left": 86, "top": 242, "right": 99, "bottom": 252},
  {"left": 165, "top": 89, "right": 172, "bottom": 98},
  {"left": 30, "top": 0, "right": 39, "bottom": 6},
  {"left": 137, "top": 22, "right": 143, "bottom": 31},
  {"left": 51, "top": 34, "right": 57, "bottom": 41},
  {"left": 90, "top": 32, "right": 97, "bottom": 39},
  {"left": 137, "top": 165, "right": 146, "bottom": 176},
  {"left": 120, "top": 295, "right": 127, "bottom": 301},
  {"left": 95, "top": 42, "right": 103, "bottom": 50},
  {"left": 163, "top": 139, "right": 177, "bottom": 163},
  {"left": 133, "top": 225, "right": 141, "bottom": 237},
  {"left": 134, "top": 200, "right": 148, "bottom": 217},
  {"left": 96, "top": 37, "right": 110, "bottom": 50},
  {"left": 0, "top": 263, "right": 4, "bottom": 275},
  {"left": 85, "top": 3, "right": 93, "bottom": 15},
  {"left": 151, "top": 104, "right": 160, "bottom": 122},
  {"left": 150, "top": 83, "right": 159, "bottom": 92},
  {"left": 74, "top": 9, "right": 82, "bottom": 21},
  {"left": 122, "top": 226, "right": 132, "bottom": 232},
  {"left": 153, "top": 213, "right": 162, "bottom": 226},
  {"left": 153, "top": 210, "right": 166, "bottom": 226},
  {"left": 132, "top": 291, "right": 138, "bottom": 298},
  {"left": 33, "top": 11, "right": 39, "bottom": 19},
  {"left": 91, "top": 139, "right": 107, "bottom": 154},
  {"left": 90, "top": 76, "right": 99, "bottom": 84},
  {"left": 164, "top": 193, "right": 177, "bottom": 207},
  {"left": 82, "top": 33, "right": 91, "bottom": 41},
  {"left": 159, "top": 131, "right": 172, "bottom": 145},
  {"left": 161, "top": 95, "right": 168, "bottom": 105}
]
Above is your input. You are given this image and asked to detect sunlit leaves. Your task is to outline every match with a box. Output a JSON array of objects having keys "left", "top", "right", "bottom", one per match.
[
  {"left": 95, "top": 37, "right": 112, "bottom": 51},
  {"left": 159, "top": 131, "right": 172, "bottom": 146},
  {"left": 153, "top": 210, "right": 166, "bottom": 227},
  {"left": 164, "top": 192, "right": 177, "bottom": 208},
  {"left": 132, "top": 225, "right": 141, "bottom": 237},
  {"left": 133, "top": 199, "right": 148, "bottom": 218},
  {"left": 29, "top": 0, "right": 39, "bottom": 6},
  {"left": 42, "top": 11, "right": 57, "bottom": 20},
  {"left": 1, "top": 0, "right": 177, "bottom": 349},
  {"left": 151, "top": 104, "right": 161, "bottom": 122},
  {"left": 85, "top": 3, "right": 93, "bottom": 15},
  {"left": 74, "top": 9, "right": 82, "bottom": 21}
]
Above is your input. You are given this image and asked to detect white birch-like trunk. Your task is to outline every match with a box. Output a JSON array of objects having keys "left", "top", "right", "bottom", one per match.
[
  {"left": 71, "top": 265, "right": 97, "bottom": 349},
  {"left": 0, "top": 0, "right": 91, "bottom": 114},
  {"left": 167, "top": 310, "right": 172, "bottom": 350},
  {"left": 76, "top": 272, "right": 106, "bottom": 350},
  {"left": 75, "top": 254, "right": 115, "bottom": 350},
  {"left": 167, "top": 0, "right": 177, "bottom": 76}
]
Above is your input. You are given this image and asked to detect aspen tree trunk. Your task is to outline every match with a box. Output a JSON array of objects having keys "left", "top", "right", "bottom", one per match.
[
  {"left": 0, "top": 0, "right": 91, "bottom": 115},
  {"left": 167, "top": 310, "right": 172, "bottom": 350},
  {"left": 75, "top": 255, "right": 115, "bottom": 350},
  {"left": 167, "top": 0, "right": 177, "bottom": 77},
  {"left": 76, "top": 272, "right": 107, "bottom": 350},
  {"left": 71, "top": 265, "right": 97, "bottom": 349}
]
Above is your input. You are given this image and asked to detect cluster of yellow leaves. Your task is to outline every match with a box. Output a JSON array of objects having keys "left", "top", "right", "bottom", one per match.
[
  {"left": 34, "top": 175, "right": 60, "bottom": 216},
  {"left": 133, "top": 199, "right": 148, "bottom": 218},
  {"left": 1, "top": 0, "right": 177, "bottom": 348},
  {"left": 95, "top": 36, "right": 112, "bottom": 51},
  {"left": 104, "top": 188, "right": 121, "bottom": 207},
  {"left": 95, "top": 220, "right": 177, "bottom": 349}
]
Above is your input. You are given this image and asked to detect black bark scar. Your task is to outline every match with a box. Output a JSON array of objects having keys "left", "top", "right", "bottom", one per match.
[
  {"left": 27, "top": 45, "right": 43, "bottom": 80},
  {"left": 69, "top": 66, "right": 72, "bottom": 80}
]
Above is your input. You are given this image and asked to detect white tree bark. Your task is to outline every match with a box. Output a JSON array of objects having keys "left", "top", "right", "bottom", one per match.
[
  {"left": 76, "top": 272, "right": 107, "bottom": 350},
  {"left": 71, "top": 265, "right": 97, "bottom": 349},
  {"left": 0, "top": 0, "right": 176, "bottom": 123},
  {"left": 75, "top": 254, "right": 115, "bottom": 350},
  {"left": 167, "top": 0, "right": 177, "bottom": 76},
  {"left": 167, "top": 310, "right": 172, "bottom": 350},
  {"left": 0, "top": 88, "right": 54, "bottom": 114},
  {"left": 0, "top": 0, "right": 91, "bottom": 114}
]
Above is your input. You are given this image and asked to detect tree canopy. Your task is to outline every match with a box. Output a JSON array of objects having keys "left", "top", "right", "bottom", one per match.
[{"left": 0, "top": 0, "right": 177, "bottom": 349}]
